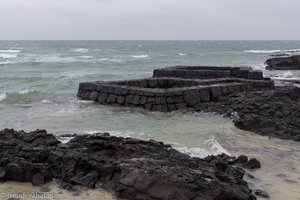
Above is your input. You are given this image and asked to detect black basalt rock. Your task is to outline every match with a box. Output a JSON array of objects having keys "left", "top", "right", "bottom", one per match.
[
  {"left": 265, "top": 55, "right": 300, "bottom": 70},
  {"left": 0, "top": 129, "right": 258, "bottom": 200}
]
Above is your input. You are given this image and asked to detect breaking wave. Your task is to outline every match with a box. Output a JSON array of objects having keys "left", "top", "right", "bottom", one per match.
[
  {"left": 0, "top": 53, "right": 18, "bottom": 59},
  {"left": 0, "top": 90, "right": 44, "bottom": 103},
  {"left": 0, "top": 49, "right": 22, "bottom": 53},
  {"left": 244, "top": 49, "right": 300, "bottom": 54},
  {"left": 173, "top": 136, "right": 230, "bottom": 158}
]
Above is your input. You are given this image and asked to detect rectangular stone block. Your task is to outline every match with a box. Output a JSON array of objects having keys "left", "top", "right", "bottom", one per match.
[
  {"left": 106, "top": 94, "right": 117, "bottom": 103},
  {"left": 184, "top": 90, "right": 200, "bottom": 106},
  {"left": 116, "top": 96, "right": 125, "bottom": 104},
  {"left": 221, "top": 85, "right": 229, "bottom": 95},
  {"left": 96, "top": 85, "right": 103, "bottom": 92},
  {"left": 147, "top": 97, "right": 155, "bottom": 103},
  {"left": 121, "top": 88, "right": 129, "bottom": 95},
  {"left": 198, "top": 88, "right": 210, "bottom": 102},
  {"left": 175, "top": 103, "right": 187, "bottom": 110},
  {"left": 140, "top": 96, "right": 148, "bottom": 105},
  {"left": 90, "top": 91, "right": 99, "bottom": 101},
  {"left": 167, "top": 104, "right": 177, "bottom": 111},
  {"left": 139, "top": 79, "right": 148, "bottom": 88},
  {"left": 155, "top": 97, "right": 166, "bottom": 104},
  {"left": 174, "top": 96, "right": 184, "bottom": 103},
  {"left": 133, "top": 95, "right": 141, "bottom": 105},
  {"left": 125, "top": 95, "right": 134, "bottom": 104},
  {"left": 227, "top": 85, "right": 235, "bottom": 94},
  {"left": 97, "top": 93, "right": 108, "bottom": 103},
  {"left": 148, "top": 79, "right": 158, "bottom": 88},
  {"left": 144, "top": 103, "right": 153, "bottom": 110},
  {"left": 248, "top": 70, "right": 263, "bottom": 80},
  {"left": 166, "top": 97, "right": 174, "bottom": 103},
  {"left": 210, "top": 86, "right": 222, "bottom": 98},
  {"left": 114, "top": 87, "right": 122, "bottom": 95},
  {"left": 108, "top": 86, "right": 115, "bottom": 94},
  {"left": 144, "top": 91, "right": 155, "bottom": 97}
]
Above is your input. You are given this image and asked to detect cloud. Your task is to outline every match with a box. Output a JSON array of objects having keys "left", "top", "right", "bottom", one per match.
[{"left": 0, "top": 0, "right": 299, "bottom": 39}]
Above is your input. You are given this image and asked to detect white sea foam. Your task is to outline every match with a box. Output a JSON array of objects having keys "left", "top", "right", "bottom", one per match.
[
  {"left": 0, "top": 93, "right": 7, "bottom": 102},
  {"left": 130, "top": 55, "right": 148, "bottom": 58},
  {"left": 244, "top": 50, "right": 281, "bottom": 53},
  {"left": 98, "top": 58, "right": 123, "bottom": 62},
  {"left": 19, "top": 89, "right": 31, "bottom": 94},
  {"left": 173, "top": 145, "right": 210, "bottom": 158},
  {"left": 72, "top": 48, "right": 89, "bottom": 53},
  {"left": 272, "top": 71, "right": 300, "bottom": 81},
  {"left": 0, "top": 49, "right": 21, "bottom": 53},
  {"left": 0, "top": 53, "right": 18, "bottom": 58},
  {"left": 41, "top": 99, "right": 52, "bottom": 104},
  {"left": 245, "top": 49, "right": 300, "bottom": 54},
  {"left": 174, "top": 136, "right": 229, "bottom": 158},
  {"left": 0, "top": 61, "right": 17, "bottom": 65},
  {"left": 37, "top": 55, "right": 77, "bottom": 63},
  {"left": 78, "top": 55, "right": 93, "bottom": 59},
  {"left": 178, "top": 53, "right": 187, "bottom": 56}
]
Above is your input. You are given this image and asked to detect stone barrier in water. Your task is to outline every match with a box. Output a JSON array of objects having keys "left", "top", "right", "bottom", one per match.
[
  {"left": 153, "top": 66, "right": 264, "bottom": 80},
  {"left": 77, "top": 75, "right": 274, "bottom": 112}
]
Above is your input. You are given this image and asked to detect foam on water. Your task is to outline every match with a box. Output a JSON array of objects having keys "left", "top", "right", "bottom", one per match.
[
  {"left": 0, "top": 89, "right": 43, "bottom": 104},
  {"left": 0, "top": 61, "right": 17, "bottom": 65},
  {"left": 0, "top": 49, "right": 22, "bottom": 53},
  {"left": 244, "top": 50, "right": 282, "bottom": 53},
  {"left": 0, "top": 93, "right": 7, "bottom": 102},
  {"left": 173, "top": 136, "right": 230, "bottom": 158},
  {"left": 72, "top": 48, "right": 89, "bottom": 53},
  {"left": 178, "top": 53, "right": 187, "bottom": 56},
  {"left": 78, "top": 55, "right": 94, "bottom": 59},
  {"left": 130, "top": 55, "right": 149, "bottom": 58},
  {"left": 0, "top": 53, "right": 18, "bottom": 58}
]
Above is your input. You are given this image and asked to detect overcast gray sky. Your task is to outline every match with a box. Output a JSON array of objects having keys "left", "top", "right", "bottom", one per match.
[{"left": 0, "top": 0, "right": 299, "bottom": 40}]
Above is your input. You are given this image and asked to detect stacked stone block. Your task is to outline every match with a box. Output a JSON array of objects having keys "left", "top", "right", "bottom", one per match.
[
  {"left": 77, "top": 77, "right": 273, "bottom": 112},
  {"left": 153, "top": 66, "right": 264, "bottom": 80}
]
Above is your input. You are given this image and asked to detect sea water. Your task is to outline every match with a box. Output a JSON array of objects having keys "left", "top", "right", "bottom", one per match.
[{"left": 0, "top": 40, "right": 300, "bottom": 200}]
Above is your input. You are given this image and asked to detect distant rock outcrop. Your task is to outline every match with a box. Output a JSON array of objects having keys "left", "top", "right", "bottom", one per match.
[{"left": 265, "top": 55, "right": 300, "bottom": 70}]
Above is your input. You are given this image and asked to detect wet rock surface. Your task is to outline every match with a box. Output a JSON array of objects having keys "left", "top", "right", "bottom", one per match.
[
  {"left": 265, "top": 55, "right": 300, "bottom": 70},
  {"left": 0, "top": 129, "right": 258, "bottom": 200},
  {"left": 195, "top": 87, "right": 300, "bottom": 141}
]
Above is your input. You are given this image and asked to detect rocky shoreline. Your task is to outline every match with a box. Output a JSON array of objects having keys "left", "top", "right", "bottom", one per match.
[
  {"left": 265, "top": 55, "right": 300, "bottom": 70},
  {"left": 195, "top": 86, "right": 300, "bottom": 141},
  {"left": 0, "top": 129, "right": 262, "bottom": 200}
]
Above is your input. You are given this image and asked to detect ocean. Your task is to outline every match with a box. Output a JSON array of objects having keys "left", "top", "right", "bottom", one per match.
[{"left": 0, "top": 40, "right": 300, "bottom": 199}]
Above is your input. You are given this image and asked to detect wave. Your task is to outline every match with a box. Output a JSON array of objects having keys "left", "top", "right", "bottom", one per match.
[
  {"left": 245, "top": 50, "right": 281, "bottom": 53},
  {"left": 0, "top": 53, "right": 18, "bottom": 59},
  {"left": 0, "top": 49, "right": 22, "bottom": 53},
  {"left": 72, "top": 48, "right": 89, "bottom": 53},
  {"left": 130, "top": 55, "right": 149, "bottom": 58},
  {"left": 0, "top": 61, "right": 18, "bottom": 65},
  {"left": 0, "top": 90, "right": 44, "bottom": 103},
  {"left": 0, "top": 93, "right": 7, "bottom": 101},
  {"left": 178, "top": 53, "right": 187, "bottom": 56},
  {"left": 78, "top": 55, "right": 94, "bottom": 59},
  {"left": 173, "top": 136, "right": 230, "bottom": 158},
  {"left": 272, "top": 71, "right": 300, "bottom": 81},
  {"left": 245, "top": 49, "right": 300, "bottom": 54}
]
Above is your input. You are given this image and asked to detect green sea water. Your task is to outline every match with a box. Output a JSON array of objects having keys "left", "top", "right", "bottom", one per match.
[{"left": 0, "top": 41, "right": 300, "bottom": 199}]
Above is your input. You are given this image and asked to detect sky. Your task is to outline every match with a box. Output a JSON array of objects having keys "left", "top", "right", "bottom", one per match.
[{"left": 0, "top": 0, "right": 299, "bottom": 40}]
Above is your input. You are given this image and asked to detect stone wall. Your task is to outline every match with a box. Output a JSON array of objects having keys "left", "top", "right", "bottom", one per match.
[
  {"left": 77, "top": 77, "right": 274, "bottom": 112},
  {"left": 153, "top": 65, "right": 264, "bottom": 80}
]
